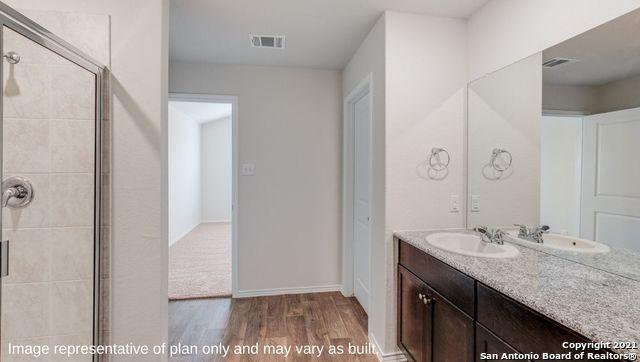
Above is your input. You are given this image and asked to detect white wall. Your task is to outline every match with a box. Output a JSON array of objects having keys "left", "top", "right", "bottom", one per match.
[
  {"left": 542, "top": 84, "right": 598, "bottom": 114},
  {"left": 170, "top": 63, "right": 343, "bottom": 294},
  {"left": 468, "top": 0, "right": 640, "bottom": 81},
  {"left": 168, "top": 104, "right": 201, "bottom": 245},
  {"left": 540, "top": 115, "right": 582, "bottom": 236},
  {"left": 5, "top": 0, "right": 170, "bottom": 359},
  {"left": 201, "top": 117, "right": 233, "bottom": 222},
  {"left": 597, "top": 74, "right": 640, "bottom": 113},
  {"left": 542, "top": 78, "right": 640, "bottom": 115},
  {"left": 384, "top": 10, "right": 468, "bottom": 354}
]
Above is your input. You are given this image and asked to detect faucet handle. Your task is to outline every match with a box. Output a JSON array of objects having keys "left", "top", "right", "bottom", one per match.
[
  {"left": 474, "top": 225, "right": 489, "bottom": 234},
  {"left": 492, "top": 229, "right": 506, "bottom": 244},
  {"left": 513, "top": 224, "right": 529, "bottom": 237},
  {"left": 529, "top": 225, "right": 550, "bottom": 243}
]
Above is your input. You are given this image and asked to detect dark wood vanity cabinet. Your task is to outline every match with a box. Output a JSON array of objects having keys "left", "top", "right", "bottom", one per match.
[
  {"left": 477, "top": 283, "right": 590, "bottom": 360},
  {"left": 398, "top": 266, "right": 474, "bottom": 362},
  {"left": 398, "top": 242, "right": 474, "bottom": 362},
  {"left": 398, "top": 266, "right": 432, "bottom": 361},
  {"left": 397, "top": 238, "right": 624, "bottom": 362},
  {"left": 476, "top": 324, "right": 522, "bottom": 361}
]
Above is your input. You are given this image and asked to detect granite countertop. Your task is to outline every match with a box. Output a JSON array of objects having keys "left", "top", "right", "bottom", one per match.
[
  {"left": 506, "top": 235, "right": 640, "bottom": 282},
  {"left": 394, "top": 229, "right": 640, "bottom": 355}
]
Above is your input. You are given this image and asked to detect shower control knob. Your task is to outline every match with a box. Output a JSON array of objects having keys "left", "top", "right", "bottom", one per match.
[
  {"left": 2, "top": 176, "right": 34, "bottom": 208},
  {"left": 3, "top": 51, "right": 20, "bottom": 64}
]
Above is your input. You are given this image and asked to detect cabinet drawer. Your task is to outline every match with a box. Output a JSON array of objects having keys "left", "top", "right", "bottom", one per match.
[
  {"left": 477, "top": 283, "right": 589, "bottom": 360},
  {"left": 398, "top": 239, "right": 475, "bottom": 316}
]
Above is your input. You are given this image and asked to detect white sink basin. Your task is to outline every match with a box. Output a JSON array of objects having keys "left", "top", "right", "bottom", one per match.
[
  {"left": 426, "top": 232, "right": 519, "bottom": 258},
  {"left": 507, "top": 231, "right": 610, "bottom": 254}
]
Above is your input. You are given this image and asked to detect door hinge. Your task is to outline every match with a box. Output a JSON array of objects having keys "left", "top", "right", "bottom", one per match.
[{"left": 0, "top": 240, "right": 8, "bottom": 277}]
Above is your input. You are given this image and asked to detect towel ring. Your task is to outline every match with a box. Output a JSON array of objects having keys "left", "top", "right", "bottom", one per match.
[
  {"left": 428, "top": 147, "right": 450, "bottom": 171},
  {"left": 491, "top": 148, "right": 512, "bottom": 172}
]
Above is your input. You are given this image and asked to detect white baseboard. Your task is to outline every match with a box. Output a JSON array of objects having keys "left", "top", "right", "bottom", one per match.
[
  {"left": 369, "top": 333, "right": 407, "bottom": 362},
  {"left": 234, "top": 284, "right": 342, "bottom": 298},
  {"left": 201, "top": 219, "right": 231, "bottom": 224}
]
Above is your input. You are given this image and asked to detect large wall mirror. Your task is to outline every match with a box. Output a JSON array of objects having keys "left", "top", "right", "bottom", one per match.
[{"left": 467, "top": 8, "right": 640, "bottom": 281}]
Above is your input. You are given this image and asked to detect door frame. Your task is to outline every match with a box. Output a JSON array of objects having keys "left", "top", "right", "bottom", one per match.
[
  {"left": 168, "top": 92, "right": 239, "bottom": 296},
  {"left": 341, "top": 74, "right": 373, "bottom": 309}
]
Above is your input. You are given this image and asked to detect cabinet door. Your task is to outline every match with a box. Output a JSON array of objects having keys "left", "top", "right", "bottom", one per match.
[
  {"left": 398, "top": 266, "right": 432, "bottom": 362},
  {"left": 476, "top": 323, "right": 523, "bottom": 361},
  {"left": 426, "top": 284, "right": 474, "bottom": 362}
]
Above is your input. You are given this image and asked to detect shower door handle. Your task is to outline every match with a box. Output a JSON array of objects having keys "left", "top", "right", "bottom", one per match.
[{"left": 0, "top": 240, "right": 7, "bottom": 277}]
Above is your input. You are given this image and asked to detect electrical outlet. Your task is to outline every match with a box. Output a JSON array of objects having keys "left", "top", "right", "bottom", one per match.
[
  {"left": 471, "top": 195, "right": 480, "bottom": 212},
  {"left": 241, "top": 163, "right": 255, "bottom": 176},
  {"left": 449, "top": 195, "right": 460, "bottom": 213}
]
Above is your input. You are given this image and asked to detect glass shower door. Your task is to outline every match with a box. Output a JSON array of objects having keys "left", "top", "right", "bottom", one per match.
[{"left": 1, "top": 25, "right": 97, "bottom": 361}]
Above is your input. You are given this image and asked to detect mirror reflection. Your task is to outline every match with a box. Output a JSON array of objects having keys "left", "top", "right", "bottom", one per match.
[{"left": 467, "top": 8, "right": 640, "bottom": 281}]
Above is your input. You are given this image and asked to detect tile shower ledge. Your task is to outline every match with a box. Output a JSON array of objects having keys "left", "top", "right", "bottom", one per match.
[{"left": 394, "top": 229, "right": 640, "bottom": 354}]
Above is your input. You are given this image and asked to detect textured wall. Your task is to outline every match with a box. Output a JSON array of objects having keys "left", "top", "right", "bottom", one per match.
[
  {"left": 170, "top": 63, "right": 343, "bottom": 294},
  {"left": 168, "top": 104, "right": 201, "bottom": 245},
  {"left": 201, "top": 117, "right": 232, "bottom": 222}
]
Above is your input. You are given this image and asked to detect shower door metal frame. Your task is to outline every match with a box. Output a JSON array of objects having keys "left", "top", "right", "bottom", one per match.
[{"left": 0, "top": 2, "right": 107, "bottom": 359}]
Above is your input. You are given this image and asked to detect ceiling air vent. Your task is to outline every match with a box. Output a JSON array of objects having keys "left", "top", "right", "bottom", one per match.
[
  {"left": 250, "top": 35, "right": 285, "bottom": 49},
  {"left": 542, "top": 57, "right": 577, "bottom": 68}
]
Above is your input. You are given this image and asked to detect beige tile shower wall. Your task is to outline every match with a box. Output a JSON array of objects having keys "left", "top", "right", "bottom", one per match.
[
  {"left": 0, "top": 10, "right": 108, "bottom": 359},
  {"left": 16, "top": 8, "right": 113, "bottom": 350}
]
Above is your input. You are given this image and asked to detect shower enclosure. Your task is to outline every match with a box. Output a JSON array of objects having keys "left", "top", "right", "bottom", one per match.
[{"left": 0, "top": 3, "right": 107, "bottom": 361}]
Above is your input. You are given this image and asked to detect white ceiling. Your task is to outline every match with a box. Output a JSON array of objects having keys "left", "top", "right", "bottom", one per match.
[
  {"left": 169, "top": 101, "right": 232, "bottom": 124},
  {"left": 170, "top": 0, "right": 489, "bottom": 69},
  {"left": 543, "top": 8, "right": 640, "bottom": 87}
]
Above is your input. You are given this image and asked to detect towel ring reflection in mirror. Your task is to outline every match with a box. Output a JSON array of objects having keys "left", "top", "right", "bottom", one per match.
[
  {"left": 491, "top": 148, "right": 512, "bottom": 176},
  {"left": 429, "top": 147, "right": 450, "bottom": 171}
]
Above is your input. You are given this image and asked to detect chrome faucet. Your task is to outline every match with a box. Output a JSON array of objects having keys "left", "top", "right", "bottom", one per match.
[
  {"left": 513, "top": 224, "right": 550, "bottom": 243},
  {"left": 474, "top": 226, "right": 506, "bottom": 245}
]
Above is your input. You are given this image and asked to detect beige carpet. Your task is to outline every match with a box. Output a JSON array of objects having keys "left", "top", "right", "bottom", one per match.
[{"left": 169, "top": 222, "right": 231, "bottom": 300}]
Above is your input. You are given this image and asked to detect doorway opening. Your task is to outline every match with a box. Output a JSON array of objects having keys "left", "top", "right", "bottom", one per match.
[{"left": 167, "top": 93, "right": 238, "bottom": 300}]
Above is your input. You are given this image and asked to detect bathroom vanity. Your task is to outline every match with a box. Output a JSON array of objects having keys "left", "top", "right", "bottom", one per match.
[
  {"left": 395, "top": 231, "right": 640, "bottom": 362},
  {"left": 395, "top": 8, "right": 640, "bottom": 361}
]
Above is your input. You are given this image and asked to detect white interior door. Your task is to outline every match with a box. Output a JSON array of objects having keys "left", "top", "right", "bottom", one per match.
[
  {"left": 353, "top": 91, "right": 371, "bottom": 312},
  {"left": 581, "top": 107, "right": 640, "bottom": 251}
]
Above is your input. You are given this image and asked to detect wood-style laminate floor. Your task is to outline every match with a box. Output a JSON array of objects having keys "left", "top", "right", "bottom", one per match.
[{"left": 168, "top": 292, "right": 378, "bottom": 361}]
